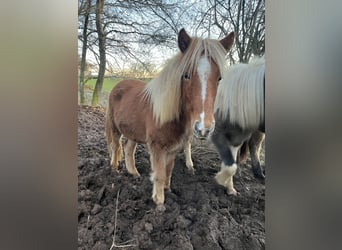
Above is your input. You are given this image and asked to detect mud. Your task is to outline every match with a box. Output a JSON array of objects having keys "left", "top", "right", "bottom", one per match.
[{"left": 78, "top": 105, "right": 265, "bottom": 250}]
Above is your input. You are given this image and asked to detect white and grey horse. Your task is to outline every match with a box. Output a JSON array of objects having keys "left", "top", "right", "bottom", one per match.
[{"left": 211, "top": 57, "right": 265, "bottom": 195}]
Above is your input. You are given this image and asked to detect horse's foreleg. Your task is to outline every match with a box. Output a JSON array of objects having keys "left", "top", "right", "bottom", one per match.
[
  {"left": 216, "top": 162, "right": 238, "bottom": 195},
  {"left": 184, "top": 140, "right": 194, "bottom": 174},
  {"left": 149, "top": 148, "right": 167, "bottom": 207},
  {"left": 215, "top": 145, "right": 240, "bottom": 195},
  {"left": 165, "top": 154, "right": 176, "bottom": 191},
  {"left": 249, "top": 131, "right": 265, "bottom": 180},
  {"left": 123, "top": 139, "right": 140, "bottom": 177},
  {"left": 212, "top": 132, "right": 240, "bottom": 195}
]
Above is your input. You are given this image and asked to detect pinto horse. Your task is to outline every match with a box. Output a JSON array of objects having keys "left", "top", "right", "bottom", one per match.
[
  {"left": 212, "top": 57, "right": 265, "bottom": 195},
  {"left": 105, "top": 28, "right": 234, "bottom": 209}
]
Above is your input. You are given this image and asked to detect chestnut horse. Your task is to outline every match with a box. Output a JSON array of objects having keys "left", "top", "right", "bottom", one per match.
[
  {"left": 212, "top": 57, "right": 265, "bottom": 195},
  {"left": 105, "top": 28, "right": 234, "bottom": 209}
]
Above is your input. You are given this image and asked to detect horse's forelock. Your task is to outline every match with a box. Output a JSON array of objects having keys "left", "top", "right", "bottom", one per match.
[{"left": 143, "top": 37, "right": 228, "bottom": 126}]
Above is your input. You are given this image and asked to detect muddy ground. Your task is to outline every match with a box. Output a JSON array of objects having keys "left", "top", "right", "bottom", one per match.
[{"left": 78, "top": 105, "right": 265, "bottom": 250}]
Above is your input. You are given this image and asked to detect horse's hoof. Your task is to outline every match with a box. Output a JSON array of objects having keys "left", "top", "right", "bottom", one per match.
[
  {"left": 188, "top": 168, "right": 195, "bottom": 175},
  {"left": 227, "top": 188, "right": 239, "bottom": 196},
  {"left": 127, "top": 169, "right": 140, "bottom": 177},
  {"left": 111, "top": 168, "right": 120, "bottom": 174},
  {"left": 254, "top": 172, "right": 265, "bottom": 181},
  {"left": 252, "top": 167, "right": 265, "bottom": 180},
  {"left": 155, "top": 204, "right": 166, "bottom": 213},
  {"left": 132, "top": 173, "right": 141, "bottom": 178}
]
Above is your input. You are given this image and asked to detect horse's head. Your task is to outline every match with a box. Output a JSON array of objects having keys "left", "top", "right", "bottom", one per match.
[{"left": 178, "top": 29, "right": 235, "bottom": 139}]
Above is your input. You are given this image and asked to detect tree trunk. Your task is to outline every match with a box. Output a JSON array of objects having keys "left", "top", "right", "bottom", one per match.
[
  {"left": 92, "top": 0, "right": 106, "bottom": 106},
  {"left": 79, "top": 0, "right": 91, "bottom": 105}
]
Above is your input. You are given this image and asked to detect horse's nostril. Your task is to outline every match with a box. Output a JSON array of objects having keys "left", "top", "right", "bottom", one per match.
[
  {"left": 209, "top": 125, "right": 215, "bottom": 133},
  {"left": 194, "top": 121, "right": 201, "bottom": 132},
  {"left": 193, "top": 121, "right": 213, "bottom": 139},
  {"left": 204, "top": 128, "right": 211, "bottom": 137}
]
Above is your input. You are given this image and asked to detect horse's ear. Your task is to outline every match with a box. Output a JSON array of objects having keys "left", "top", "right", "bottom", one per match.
[
  {"left": 220, "top": 32, "right": 235, "bottom": 51},
  {"left": 178, "top": 28, "right": 191, "bottom": 53}
]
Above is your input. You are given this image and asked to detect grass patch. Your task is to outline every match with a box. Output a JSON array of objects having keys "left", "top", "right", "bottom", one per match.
[
  {"left": 84, "top": 77, "right": 152, "bottom": 93},
  {"left": 85, "top": 78, "right": 122, "bottom": 93}
]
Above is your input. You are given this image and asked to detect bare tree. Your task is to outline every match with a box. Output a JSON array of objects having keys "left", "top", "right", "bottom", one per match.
[
  {"left": 78, "top": 0, "right": 263, "bottom": 106},
  {"left": 195, "top": 0, "right": 265, "bottom": 63},
  {"left": 91, "top": 0, "right": 106, "bottom": 106},
  {"left": 78, "top": 0, "right": 192, "bottom": 106},
  {"left": 78, "top": 0, "right": 92, "bottom": 104},
  {"left": 102, "top": 0, "right": 188, "bottom": 62}
]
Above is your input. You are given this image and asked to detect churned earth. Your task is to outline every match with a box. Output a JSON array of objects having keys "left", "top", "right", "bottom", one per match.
[{"left": 78, "top": 105, "right": 265, "bottom": 250}]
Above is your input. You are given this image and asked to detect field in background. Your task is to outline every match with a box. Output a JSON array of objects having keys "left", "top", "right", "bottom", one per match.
[
  {"left": 84, "top": 77, "right": 151, "bottom": 93},
  {"left": 84, "top": 78, "right": 123, "bottom": 93},
  {"left": 80, "top": 77, "right": 151, "bottom": 107}
]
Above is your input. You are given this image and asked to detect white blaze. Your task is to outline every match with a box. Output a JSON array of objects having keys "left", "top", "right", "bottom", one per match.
[
  {"left": 197, "top": 112, "right": 205, "bottom": 131},
  {"left": 197, "top": 56, "right": 211, "bottom": 131}
]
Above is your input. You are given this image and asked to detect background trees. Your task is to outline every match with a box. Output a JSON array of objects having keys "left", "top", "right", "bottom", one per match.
[
  {"left": 78, "top": 0, "right": 265, "bottom": 106},
  {"left": 194, "top": 0, "right": 265, "bottom": 63}
]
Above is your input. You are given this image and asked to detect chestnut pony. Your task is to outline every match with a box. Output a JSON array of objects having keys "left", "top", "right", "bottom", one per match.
[{"left": 105, "top": 28, "right": 234, "bottom": 209}]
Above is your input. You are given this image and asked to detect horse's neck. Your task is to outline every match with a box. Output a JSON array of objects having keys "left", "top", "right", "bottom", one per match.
[{"left": 178, "top": 98, "right": 193, "bottom": 135}]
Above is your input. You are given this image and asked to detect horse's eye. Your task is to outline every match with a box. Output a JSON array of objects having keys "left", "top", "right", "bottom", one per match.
[
  {"left": 184, "top": 73, "right": 190, "bottom": 80},
  {"left": 218, "top": 76, "right": 222, "bottom": 81}
]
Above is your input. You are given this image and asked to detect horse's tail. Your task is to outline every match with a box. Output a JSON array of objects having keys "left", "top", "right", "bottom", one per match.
[
  {"left": 105, "top": 105, "right": 113, "bottom": 151},
  {"left": 105, "top": 101, "right": 122, "bottom": 168}
]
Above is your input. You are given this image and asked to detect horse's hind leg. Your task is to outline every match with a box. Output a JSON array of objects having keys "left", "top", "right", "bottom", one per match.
[
  {"left": 184, "top": 139, "right": 194, "bottom": 174},
  {"left": 108, "top": 135, "right": 122, "bottom": 172},
  {"left": 249, "top": 131, "right": 265, "bottom": 180},
  {"left": 105, "top": 111, "right": 122, "bottom": 172},
  {"left": 238, "top": 140, "right": 250, "bottom": 164},
  {"left": 123, "top": 139, "right": 140, "bottom": 177}
]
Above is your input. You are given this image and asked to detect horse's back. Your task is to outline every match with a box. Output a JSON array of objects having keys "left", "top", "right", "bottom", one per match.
[
  {"left": 109, "top": 79, "right": 145, "bottom": 102},
  {"left": 108, "top": 79, "right": 150, "bottom": 142},
  {"left": 215, "top": 59, "right": 265, "bottom": 131}
]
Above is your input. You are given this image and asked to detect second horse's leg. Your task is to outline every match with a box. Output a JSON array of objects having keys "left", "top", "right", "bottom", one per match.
[
  {"left": 249, "top": 131, "right": 265, "bottom": 180},
  {"left": 211, "top": 131, "right": 241, "bottom": 195}
]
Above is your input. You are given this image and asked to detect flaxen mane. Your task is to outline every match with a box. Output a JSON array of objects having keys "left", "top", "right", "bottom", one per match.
[
  {"left": 215, "top": 57, "right": 265, "bottom": 129},
  {"left": 143, "top": 38, "right": 228, "bottom": 125}
]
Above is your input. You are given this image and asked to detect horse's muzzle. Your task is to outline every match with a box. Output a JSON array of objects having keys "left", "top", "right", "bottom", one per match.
[{"left": 193, "top": 121, "right": 215, "bottom": 140}]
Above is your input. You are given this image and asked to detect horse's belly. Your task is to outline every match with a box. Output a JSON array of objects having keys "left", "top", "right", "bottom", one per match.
[
  {"left": 116, "top": 119, "right": 147, "bottom": 143},
  {"left": 120, "top": 127, "right": 146, "bottom": 143},
  {"left": 110, "top": 79, "right": 149, "bottom": 143},
  {"left": 170, "top": 142, "right": 186, "bottom": 155}
]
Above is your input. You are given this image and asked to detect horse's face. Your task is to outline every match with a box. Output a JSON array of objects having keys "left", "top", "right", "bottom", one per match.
[
  {"left": 183, "top": 57, "right": 221, "bottom": 139},
  {"left": 178, "top": 28, "right": 234, "bottom": 139}
]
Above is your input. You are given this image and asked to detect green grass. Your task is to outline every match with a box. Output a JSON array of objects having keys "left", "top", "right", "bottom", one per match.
[
  {"left": 85, "top": 78, "right": 123, "bottom": 93},
  {"left": 84, "top": 77, "right": 152, "bottom": 93}
]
